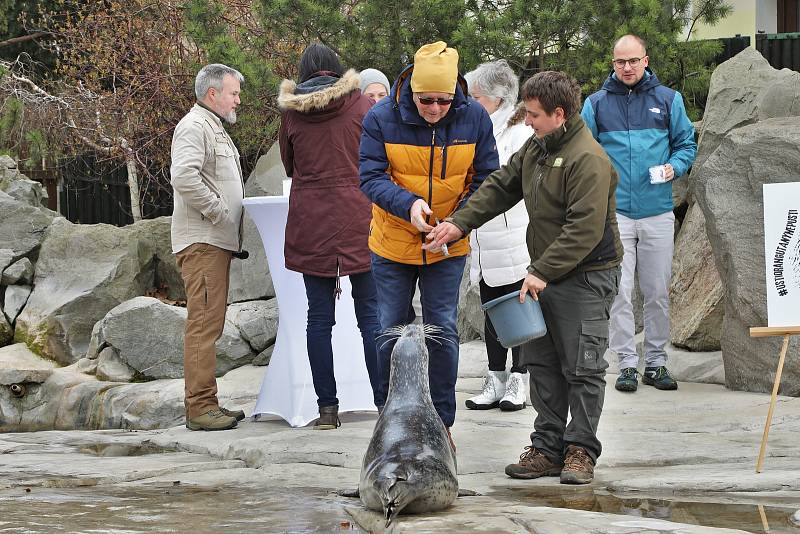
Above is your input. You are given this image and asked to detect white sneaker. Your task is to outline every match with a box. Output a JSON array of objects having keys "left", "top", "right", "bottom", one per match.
[
  {"left": 499, "top": 372, "right": 527, "bottom": 411},
  {"left": 465, "top": 370, "right": 507, "bottom": 410}
]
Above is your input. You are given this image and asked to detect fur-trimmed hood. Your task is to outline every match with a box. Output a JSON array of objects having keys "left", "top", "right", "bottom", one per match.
[{"left": 278, "top": 69, "right": 361, "bottom": 113}]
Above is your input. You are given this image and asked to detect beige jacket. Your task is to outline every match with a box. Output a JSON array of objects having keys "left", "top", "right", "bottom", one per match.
[{"left": 170, "top": 104, "right": 244, "bottom": 254}]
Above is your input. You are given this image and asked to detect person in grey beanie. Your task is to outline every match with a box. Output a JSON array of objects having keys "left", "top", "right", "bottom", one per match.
[{"left": 359, "top": 68, "right": 391, "bottom": 103}]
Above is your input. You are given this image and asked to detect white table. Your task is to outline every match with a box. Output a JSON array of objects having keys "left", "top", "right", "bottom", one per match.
[{"left": 243, "top": 194, "right": 377, "bottom": 427}]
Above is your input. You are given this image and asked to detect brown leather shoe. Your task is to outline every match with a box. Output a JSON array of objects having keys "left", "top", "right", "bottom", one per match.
[
  {"left": 560, "top": 445, "right": 595, "bottom": 484},
  {"left": 314, "top": 405, "right": 341, "bottom": 430},
  {"left": 185, "top": 409, "right": 238, "bottom": 431},
  {"left": 505, "top": 446, "right": 563, "bottom": 479},
  {"left": 219, "top": 406, "right": 246, "bottom": 421}
]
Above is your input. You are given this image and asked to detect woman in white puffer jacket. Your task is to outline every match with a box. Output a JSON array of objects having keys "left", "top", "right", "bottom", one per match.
[{"left": 463, "top": 60, "right": 533, "bottom": 412}]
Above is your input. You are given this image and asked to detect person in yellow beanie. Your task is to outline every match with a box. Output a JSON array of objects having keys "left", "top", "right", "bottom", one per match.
[{"left": 359, "top": 41, "right": 499, "bottom": 442}]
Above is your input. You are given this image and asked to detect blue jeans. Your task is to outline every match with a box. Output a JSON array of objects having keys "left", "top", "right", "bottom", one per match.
[
  {"left": 303, "top": 272, "right": 381, "bottom": 407},
  {"left": 370, "top": 253, "right": 466, "bottom": 427}
]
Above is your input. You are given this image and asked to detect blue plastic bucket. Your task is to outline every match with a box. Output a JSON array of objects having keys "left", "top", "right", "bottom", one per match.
[{"left": 481, "top": 291, "right": 547, "bottom": 348}]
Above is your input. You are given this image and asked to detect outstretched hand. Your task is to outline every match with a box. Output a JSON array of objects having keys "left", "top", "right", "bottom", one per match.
[{"left": 423, "top": 221, "right": 464, "bottom": 251}]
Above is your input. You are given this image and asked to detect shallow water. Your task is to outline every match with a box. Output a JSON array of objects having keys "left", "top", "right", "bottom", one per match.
[
  {"left": 488, "top": 485, "right": 800, "bottom": 533},
  {"left": 0, "top": 485, "right": 363, "bottom": 533}
]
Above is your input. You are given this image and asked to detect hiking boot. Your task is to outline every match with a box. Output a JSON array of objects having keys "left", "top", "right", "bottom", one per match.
[
  {"left": 465, "top": 370, "right": 507, "bottom": 409},
  {"left": 219, "top": 406, "right": 246, "bottom": 421},
  {"left": 505, "top": 446, "right": 563, "bottom": 479},
  {"left": 499, "top": 372, "right": 527, "bottom": 411},
  {"left": 560, "top": 445, "right": 595, "bottom": 484},
  {"left": 186, "top": 409, "right": 238, "bottom": 431},
  {"left": 642, "top": 366, "right": 678, "bottom": 390},
  {"left": 615, "top": 367, "right": 639, "bottom": 392},
  {"left": 314, "top": 405, "right": 341, "bottom": 430}
]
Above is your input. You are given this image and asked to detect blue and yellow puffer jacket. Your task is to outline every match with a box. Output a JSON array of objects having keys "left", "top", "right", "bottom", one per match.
[
  {"left": 581, "top": 69, "right": 697, "bottom": 220},
  {"left": 359, "top": 64, "right": 499, "bottom": 265}
]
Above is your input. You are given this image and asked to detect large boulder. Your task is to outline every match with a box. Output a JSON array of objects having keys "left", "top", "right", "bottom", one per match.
[
  {"left": 669, "top": 202, "right": 723, "bottom": 351},
  {"left": 0, "top": 156, "right": 46, "bottom": 208},
  {"left": 0, "top": 191, "right": 56, "bottom": 259},
  {"left": 14, "top": 218, "right": 156, "bottom": 364},
  {"left": 695, "top": 48, "right": 800, "bottom": 170},
  {"left": 0, "top": 249, "right": 15, "bottom": 276},
  {"left": 225, "top": 299, "right": 279, "bottom": 353},
  {"left": 694, "top": 118, "right": 800, "bottom": 395},
  {"left": 227, "top": 145, "right": 283, "bottom": 304},
  {"left": 88, "top": 296, "right": 255, "bottom": 379}
]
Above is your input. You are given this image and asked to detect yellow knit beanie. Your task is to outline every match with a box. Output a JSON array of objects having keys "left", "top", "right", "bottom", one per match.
[{"left": 410, "top": 41, "right": 459, "bottom": 94}]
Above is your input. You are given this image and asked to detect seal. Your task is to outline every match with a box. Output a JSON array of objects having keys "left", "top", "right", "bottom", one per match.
[{"left": 358, "top": 324, "right": 458, "bottom": 526}]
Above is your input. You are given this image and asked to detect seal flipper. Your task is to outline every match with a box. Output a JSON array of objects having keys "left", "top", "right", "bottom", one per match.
[{"left": 378, "top": 473, "right": 418, "bottom": 527}]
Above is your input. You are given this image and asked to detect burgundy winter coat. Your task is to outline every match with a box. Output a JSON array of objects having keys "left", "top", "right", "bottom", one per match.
[{"left": 278, "top": 69, "right": 374, "bottom": 277}]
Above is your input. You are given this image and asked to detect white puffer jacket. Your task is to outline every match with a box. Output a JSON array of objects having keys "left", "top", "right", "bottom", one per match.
[{"left": 469, "top": 103, "right": 533, "bottom": 286}]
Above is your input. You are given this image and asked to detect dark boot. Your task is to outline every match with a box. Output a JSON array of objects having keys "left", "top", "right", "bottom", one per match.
[
  {"left": 560, "top": 445, "right": 595, "bottom": 484},
  {"left": 314, "top": 405, "right": 341, "bottom": 430},
  {"left": 505, "top": 446, "right": 563, "bottom": 479}
]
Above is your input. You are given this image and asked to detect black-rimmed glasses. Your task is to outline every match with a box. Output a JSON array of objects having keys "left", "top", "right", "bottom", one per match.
[{"left": 613, "top": 57, "right": 643, "bottom": 68}]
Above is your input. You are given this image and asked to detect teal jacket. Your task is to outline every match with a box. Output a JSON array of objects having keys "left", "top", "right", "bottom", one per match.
[{"left": 582, "top": 69, "right": 697, "bottom": 220}]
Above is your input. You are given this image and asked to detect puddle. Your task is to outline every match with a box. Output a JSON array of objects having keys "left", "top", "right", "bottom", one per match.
[
  {"left": 489, "top": 486, "right": 800, "bottom": 533},
  {"left": 77, "top": 443, "right": 166, "bottom": 457},
  {"left": 0, "top": 486, "right": 364, "bottom": 533}
]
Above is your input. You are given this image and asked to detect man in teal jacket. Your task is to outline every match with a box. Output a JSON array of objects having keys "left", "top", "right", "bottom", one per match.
[{"left": 582, "top": 34, "right": 697, "bottom": 392}]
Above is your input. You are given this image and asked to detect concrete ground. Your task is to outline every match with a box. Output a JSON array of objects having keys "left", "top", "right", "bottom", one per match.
[{"left": 1, "top": 344, "right": 799, "bottom": 533}]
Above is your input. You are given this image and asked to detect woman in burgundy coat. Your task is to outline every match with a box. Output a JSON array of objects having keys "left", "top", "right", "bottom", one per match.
[{"left": 277, "top": 43, "right": 379, "bottom": 429}]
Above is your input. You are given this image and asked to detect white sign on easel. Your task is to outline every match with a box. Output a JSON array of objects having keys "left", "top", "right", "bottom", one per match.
[{"left": 763, "top": 183, "right": 800, "bottom": 327}]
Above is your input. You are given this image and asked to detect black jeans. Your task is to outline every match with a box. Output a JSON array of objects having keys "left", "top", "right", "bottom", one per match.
[{"left": 479, "top": 278, "right": 526, "bottom": 374}]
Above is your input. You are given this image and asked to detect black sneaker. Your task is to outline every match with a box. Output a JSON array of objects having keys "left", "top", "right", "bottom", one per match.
[
  {"left": 615, "top": 367, "right": 638, "bottom": 392},
  {"left": 642, "top": 366, "right": 678, "bottom": 390}
]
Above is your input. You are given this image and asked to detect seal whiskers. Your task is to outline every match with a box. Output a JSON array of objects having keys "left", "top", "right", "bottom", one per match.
[{"left": 359, "top": 324, "right": 459, "bottom": 525}]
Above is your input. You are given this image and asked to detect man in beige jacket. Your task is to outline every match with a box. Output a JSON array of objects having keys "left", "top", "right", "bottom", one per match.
[{"left": 171, "top": 63, "right": 246, "bottom": 431}]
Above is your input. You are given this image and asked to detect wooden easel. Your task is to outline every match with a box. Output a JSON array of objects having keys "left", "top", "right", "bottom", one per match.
[{"left": 749, "top": 326, "right": 800, "bottom": 473}]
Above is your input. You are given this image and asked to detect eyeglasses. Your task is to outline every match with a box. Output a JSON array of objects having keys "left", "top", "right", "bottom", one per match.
[
  {"left": 613, "top": 57, "right": 643, "bottom": 68},
  {"left": 416, "top": 96, "right": 454, "bottom": 106}
]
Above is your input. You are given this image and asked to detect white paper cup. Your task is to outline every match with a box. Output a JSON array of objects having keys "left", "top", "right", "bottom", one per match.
[{"left": 649, "top": 165, "right": 667, "bottom": 184}]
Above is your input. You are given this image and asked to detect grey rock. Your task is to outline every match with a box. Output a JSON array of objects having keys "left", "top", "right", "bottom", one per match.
[
  {"left": 14, "top": 218, "right": 158, "bottom": 364},
  {"left": 0, "top": 191, "right": 56, "bottom": 258},
  {"left": 694, "top": 118, "right": 800, "bottom": 394},
  {"left": 0, "top": 156, "right": 46, "bottom": 207},
  {"left": 457, "top": 266, "right": 483, "bottom": 342},
  {"left": 0, "top": 249, "right": 14, "bottom": 277},
  {"left": 4, "top": 284, "right": 32, "bottom": 324},
  {"left": 669, "top": 202, "right": 723, "bottom": 351},
  {"left": 695, "top": 48, "right": 799, "bottom": 171},
  {"left": 89, "top": 296, "right": 255, "bottom": 379},
  {"left": 95, "top": 346, "right": 135, "bottom": 382},
  {"left": 225, "top": 299, "right": 278, "bottom": 353},
  {"left": 227, "top": 145, "right": 283, "bottom": 304},
  {"left": 71, "top": 357, "right": 98, "bottom": 375},
  {"left": 0, "top": 342, "right": 55, "bottom": 371},
  {"left": 1, "top": 257, "right": 34, "bottom": 285},
  {"left": 0, "top": 363, "right": 264, "bottom": 431},
  {"left": 0, "top": 312, "right": 11, "bottom": 347},
  {"left": 252, "top": 344, "right": 273, "bottom": 366},
  {"left": 0, "top": 368, "right": 53, "bottom": 385},
  {"left": 129, "top": 217, "right": 185, "bottom": 301}
]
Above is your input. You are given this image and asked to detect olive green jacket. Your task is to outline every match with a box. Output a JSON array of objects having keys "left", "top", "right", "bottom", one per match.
[{"left": 450, "top": 114, "right": 622, "bottom": 283}]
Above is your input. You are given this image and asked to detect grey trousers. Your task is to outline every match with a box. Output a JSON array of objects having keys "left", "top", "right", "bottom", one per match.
[
  {"left": 520, "top": 267, "right": 620, "bottom": 462},
  {"left": 609, "top": 212, "right": 674, "bottom": 369}
]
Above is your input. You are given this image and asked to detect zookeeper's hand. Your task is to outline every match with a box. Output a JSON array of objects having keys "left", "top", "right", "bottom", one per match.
[
  {"left": 410, "top": 199, "right": 434, "bottom": 232},
  {"left": 519, "top": 273, "right": 547, "bottom": 302},
  {"left": 423, "top": 222, "right": 463, "bottom": 251}
]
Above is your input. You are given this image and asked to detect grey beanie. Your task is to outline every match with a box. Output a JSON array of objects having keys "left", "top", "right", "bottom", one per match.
[{"left": 359, "top": 68, "right": 391, "bottom": 94}]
